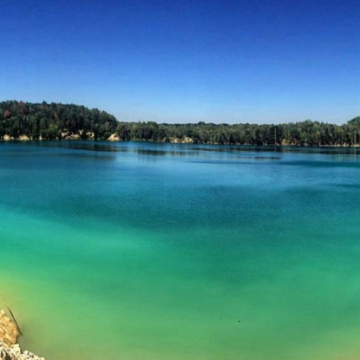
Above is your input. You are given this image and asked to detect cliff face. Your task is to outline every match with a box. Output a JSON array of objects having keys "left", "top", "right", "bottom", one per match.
[{"left": 0, "top": 310, "right": 44, "bottom": 360}]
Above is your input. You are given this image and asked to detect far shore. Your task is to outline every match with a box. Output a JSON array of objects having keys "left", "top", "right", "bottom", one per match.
[{"left": 1, "top": 135, "right": 360, "bottom": 148}]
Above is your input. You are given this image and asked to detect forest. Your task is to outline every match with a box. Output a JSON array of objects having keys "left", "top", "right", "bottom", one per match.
[
  {"left": 1, "top": 100, "right": 360, "bottom": 146},
  {"left": 0, "top": 100, "right": 117, "bottom": 140}
]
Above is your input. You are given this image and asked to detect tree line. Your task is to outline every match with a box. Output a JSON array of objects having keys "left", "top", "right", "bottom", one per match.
[
  {"left": 1, "top": 100, "right": 360, "bottom": 146},
  {"left": 0, "top": 100, "right": 117, "bottom": 140},
  {"left": 116, "top": 118, "right": 360, "bottom": 146}
]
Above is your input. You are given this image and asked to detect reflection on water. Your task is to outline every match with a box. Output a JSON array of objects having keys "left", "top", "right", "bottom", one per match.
[
  {"left": 3, "top": 142, "right": 360, "bottom": 169},
  {"left": 4, "top": 140, "right": 360, "bottom": 159}
]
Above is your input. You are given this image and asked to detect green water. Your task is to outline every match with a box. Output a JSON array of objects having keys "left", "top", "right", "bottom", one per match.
[{"left": 1, "top": 142, "right": 360, "bottom": 360}]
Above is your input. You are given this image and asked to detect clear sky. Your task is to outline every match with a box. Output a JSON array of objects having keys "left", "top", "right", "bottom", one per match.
[{"left": 0, "top": 0, "right": 359, "bottom": 124}]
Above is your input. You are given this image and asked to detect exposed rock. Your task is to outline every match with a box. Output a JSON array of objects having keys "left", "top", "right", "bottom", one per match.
[
  {"left": 3, "top": 135, "right": 12, "bottom": 141},
  {"left": 0, "top": 311, "right": 18, "bottom": 346},
  {"left": 86, "top": 132, "right": 95, "bottom": 140},
  {"left": 182, "top": 136, "right": 194, "bottom": 144},
  {"left": 0, "top": 343, "right": 44, "bottom": 360},
  {"left": 170, "top": 136, "right": 194, "bottom": 144},
  {"left": 61, "top": 130, "right": 69, "bottom": 139},
  {"left": 18, "top": 135, "right": 30, "bottom": 141},
  {"left": 65, "top": 134, "right": 81, "bottom": 140},
  {"left": 0, "top": 311, "right": 44, "bottom": 360},
  {"left": 107, "top": 134, "right": 120, "bottom": 141}
]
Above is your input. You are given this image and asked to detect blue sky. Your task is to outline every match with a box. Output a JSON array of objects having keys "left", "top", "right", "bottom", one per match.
[{"left": 0, "top": 0, "right": 359, "bottom": 124}]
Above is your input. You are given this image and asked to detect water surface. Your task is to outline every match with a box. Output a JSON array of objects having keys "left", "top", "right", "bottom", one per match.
[{"left": 1, "top": 141, "right": 360, "bottom": 360}]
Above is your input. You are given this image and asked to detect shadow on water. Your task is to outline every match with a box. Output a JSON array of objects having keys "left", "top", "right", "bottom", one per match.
[
  {"left": 327, "top": 183, "right": 360, "bottom": 189},
  {"left": 280, "top": 160, "right": 360, "bottom": 168},
  {"left": 3, "top": 140, "right": 360, "bottom": 152},
  {"left": 3, "top": 142, "right": 360, "bottom": 165}
]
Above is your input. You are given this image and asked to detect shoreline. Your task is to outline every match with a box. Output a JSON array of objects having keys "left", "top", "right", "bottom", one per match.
[
  {"left": 1, "top": 137, "right": 360, "bottom": 148},
  {"left": 0, "top": 309, "right": 44, "bottom": 360}
]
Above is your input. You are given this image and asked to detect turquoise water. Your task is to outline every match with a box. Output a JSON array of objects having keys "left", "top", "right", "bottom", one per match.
[{"left": 1, "top": 142, "right": 360, "bottom": 360}]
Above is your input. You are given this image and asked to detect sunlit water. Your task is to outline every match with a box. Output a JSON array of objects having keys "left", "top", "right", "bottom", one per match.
[{"left": 1, "top": 141, "right": 360, "bottom": 360}]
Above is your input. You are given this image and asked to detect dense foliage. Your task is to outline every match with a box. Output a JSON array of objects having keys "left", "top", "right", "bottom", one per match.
[
  {"left": 117, "top": 118, "right": 360, "bottom": 146},
  {"left": 0, "top": 100, "right": 117, "bottom": 140},
  {"left": 1, "top": 100, "right": 360, "bottom": 146}
]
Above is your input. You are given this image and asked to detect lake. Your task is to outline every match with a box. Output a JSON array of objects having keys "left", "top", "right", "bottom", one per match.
[{"left": 1, "top": 141, "right": 360, "bottom": 360}]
